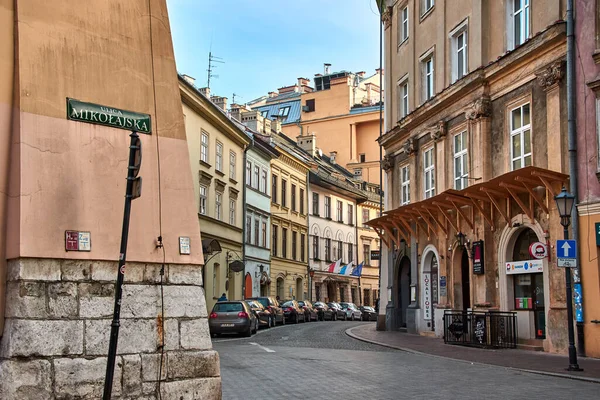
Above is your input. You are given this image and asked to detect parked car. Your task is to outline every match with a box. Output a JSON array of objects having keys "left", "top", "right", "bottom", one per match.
[
  {"left": 297, "top": 300, "right": 318, "bottom": 322},
  {"left": 327, "top": 302, "right": 346, "bottom": 320},
  {"left": 280, "top": 300, "right": 306, "bottom": 324},
  {"left": 314, "top": 301, "right": 336, "bottom": 321},
  {"left": 245, "top": 300, "right": 274, "bottom": 328},
  {"left": 359, "top": 306, "right": 377, "bottom": 321},
  {"left": 339, "top": 302, "right": 362, "bottom": 321},
  {"left": 247, "top": 296, "right": 285, "bottom": 326},
  {"left": 209, "top": 301, "right": 258, "bottom": 337}
]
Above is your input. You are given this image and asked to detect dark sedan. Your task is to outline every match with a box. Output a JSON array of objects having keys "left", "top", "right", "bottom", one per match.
[
  {"left": 298, "top": 300, "right": 318, "bottom": 322},
  {"left": 208, "top": 301, "right": 258, "bottom": 337},
  {"left": 281, "top": 300, "right": 306, "bottom": 324},
  {"left": 314, "top": 301, "right": 336, "bottom": 321},
  {"left": 359, "top": 306, "right": 377, "bottom": 321},
  {"left": 327, "top": 302, "right": 346, "bottom": 320},
  {"left": 246, "top": 300, "right": 274, "bottom": 328},
  {"left": 248, "top": 296, "right": 285, "bottom": 326}
]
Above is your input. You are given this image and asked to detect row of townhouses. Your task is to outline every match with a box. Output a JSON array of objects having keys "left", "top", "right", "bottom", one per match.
[{"left": 178, "top": 71, "right": 383, "bottom": 312}]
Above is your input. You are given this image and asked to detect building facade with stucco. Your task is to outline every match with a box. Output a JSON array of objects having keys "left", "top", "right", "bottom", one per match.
[
  {"left": 372, "top": 0, "right": 573, "bottom": 354},
  {"left": 0, "top": 1, "right": 220, "bottom": 398}
]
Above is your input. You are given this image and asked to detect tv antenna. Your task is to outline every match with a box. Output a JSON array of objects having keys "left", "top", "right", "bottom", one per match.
[
  {"left": 207, "top": 52, "right": 224, "bottom": 89},
  {"left": 232, "top": 93, "right": 242, "bottom": 104}
]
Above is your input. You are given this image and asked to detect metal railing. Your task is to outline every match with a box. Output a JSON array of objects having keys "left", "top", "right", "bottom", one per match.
[{"left": 443, "top": 310, "right": 517, "bottom": 349}]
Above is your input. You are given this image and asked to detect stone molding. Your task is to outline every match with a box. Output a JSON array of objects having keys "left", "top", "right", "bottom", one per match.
[
  {"left": 535, "top": 61, "right": 564, "bottom": 91},
  {"left": 428, "top": 120, "right": 447, "bottom": 141},
  {"left": 465, "top": 97, "right": 492, "bottom": 120},
  {"left": 402, "top": 137, "right": 416, "bottom": 155},
  {"left": 381, "top": 155, "right": 394, "bottom": 171},
  {"left": 381, "top": 6, "right": 393, "bottom": 29}
]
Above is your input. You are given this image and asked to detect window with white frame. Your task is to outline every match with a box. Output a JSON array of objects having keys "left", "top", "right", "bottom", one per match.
[
  {"left": 201, "top": 131, "right": 209, "bottom": 163},
  {"left": 508, "top": 0, "right": 530, "bottom": 50},
  {"left": 215, "top": 141, "right": 223, "bottom": 172},
  {"left": 229, "top": 199, "right": 236, "bottom": 225},
  {"left": 260, "top": 169, "right": 267, "bottom": 194},
  {"left": 454, "top": 131, "right": 469, "bottom": 190},
  {"left": 451, "top": 24, "right": 468, "bottom": 83},
  {"left": 422, "top": 0, "right": 434, "bottom": 15},
  {"left": 398, "top": 76, "right": 409, "bottom": 119},
  {"left": 246, "top": 216, "right": 252, "bottom": 242},
  {"left": 313, "top": 235, "right": 319, "bottom": 259},
  {"left": 399, "top": 6, "right": 409, "bottom": 44},
  {"left": 422, "top": 55, "right": 435, "bottom": 102},
  {"left": 253, "top": 166, "right": 260, "bottom": 190},
  {"left": 325, "top": 238, "right": 331, "bottom": 261},
  {"left": 199, "top": 185, "right": 207, "bottom": 215},
  {"left": 229, "top": 151, "right": 236, "bottom": 180},
  {"left": 324, "top": 196, "right": 331, "bottom": 219},
  {"left": 362, "top": 208, "right": 370, "bottom": 226},
  {"left": 262, "top": 222, "right": 267, "bottom": 247},
  {"left": 215, "top": 191, "right": 222, "bottom": 220},
  {"left": 254, "top": 218, "right": 259, "bottom": 246},
  {"left": 246, "top": 161, "right": 251, "bottom": 186},
  {"left": 424, "top": 147, "right": 435, "bottom": 199},
  {"left": 401, "top": 164, "right": 410, "bottom": 205},
  {"left": 348, "top": 204, "right": 354, "bottom": 225},
  {"left": 510, "top": 103, "right": 532, "bottom": 170},
  {"left": 337, "top": 200, "right": 343, "bottom": 222}
]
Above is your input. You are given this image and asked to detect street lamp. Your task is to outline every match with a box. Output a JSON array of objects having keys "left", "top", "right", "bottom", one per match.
[{"left": 554, "top": 187, "right": 582, "bottom": 371}]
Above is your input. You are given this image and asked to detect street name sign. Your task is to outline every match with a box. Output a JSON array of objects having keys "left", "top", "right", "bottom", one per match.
[
  {"left": 67, "top": 98, "right": 152, "bottom": 134},
  {"left": 557, "top": 239, "right": 576, "bottom": 268}
]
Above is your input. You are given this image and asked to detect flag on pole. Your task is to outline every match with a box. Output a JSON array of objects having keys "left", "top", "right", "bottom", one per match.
[
  {"left": 339, "top": 262, "right": 354, "bottom": 275},
  {"left": 327, "top": 259, "right": 341, "bottom": 273},
  {"left": 351, "top": 262, "right": 364, "bottom": 277}
]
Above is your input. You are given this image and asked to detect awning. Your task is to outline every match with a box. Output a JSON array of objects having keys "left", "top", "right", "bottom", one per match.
[{"left": 367, "top": 166, "right": 568, "bottom": 246}]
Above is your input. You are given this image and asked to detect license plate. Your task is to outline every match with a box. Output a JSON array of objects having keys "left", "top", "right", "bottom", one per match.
[{"left": 221, "top": 323, "right": 234, "bottom": 327}]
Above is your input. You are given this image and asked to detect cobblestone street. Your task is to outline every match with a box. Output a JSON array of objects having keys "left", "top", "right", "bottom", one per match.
[{"left": 213, "top": 321, "right": 599, "bottom": 400}]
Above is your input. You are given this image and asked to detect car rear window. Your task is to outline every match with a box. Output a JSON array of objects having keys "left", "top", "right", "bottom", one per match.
[
  {"left": 281, "top": 301, "right": 294, "bottom": 307},
  {"left": 254, "top": 298, "right": 269, "bottom": 308},
  {"left": 298, "top": 301, "right": 305, "bottom": 306},
  {"left": 214, "top": 303, "right": 243, "bottom": 312}
]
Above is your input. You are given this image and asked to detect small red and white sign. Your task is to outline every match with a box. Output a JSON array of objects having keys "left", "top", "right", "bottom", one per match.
[
  {"left": 65, "top": 230, "right": 91, "bottom": 252},
  {"left": 529, "top": 242, "right": 548, "bottom": 259}
]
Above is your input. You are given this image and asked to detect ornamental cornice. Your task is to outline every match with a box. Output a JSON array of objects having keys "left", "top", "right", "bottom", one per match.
[
  {"left": 428, "top": 120, "right": 447, "bottom": 141},
  {"left": 535, "top": 61, "right": 564, "bottom": 90},
  {"left": 381, "top": 155, "right": 394, "bottom": 171},
  {"left": 381, "top": 6, "right": 393, "bottom": 29},
  {"left": 465, "top": 97, "right": 492, "bottom": 120}
]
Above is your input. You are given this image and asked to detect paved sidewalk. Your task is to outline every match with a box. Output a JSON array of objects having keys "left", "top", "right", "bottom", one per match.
[{"left": 347, "top": 324, "right": 600, "bottom": 383}]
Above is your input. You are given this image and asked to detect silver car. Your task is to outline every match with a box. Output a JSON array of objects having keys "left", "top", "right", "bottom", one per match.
[
  {"left": 339, "top": 302, "right": 362, "bottom": 321},
  {"left": 209, "top": 301, "right": 259, "bottom": 337}
]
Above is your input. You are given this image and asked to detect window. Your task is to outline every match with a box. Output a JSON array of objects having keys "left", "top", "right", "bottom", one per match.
[
  {"left": 362, "top": 208, "right": 370, "bottom": 226},
  {"left": 347, "top": 243, "right": 353, "bottom": 264},
  {"left": 199, "top": 185, "right": 207, "bottom": 215},
  {"left": 253, "top": 166, "right": 259, "bottom": 190},
  {"left": 422, "top": 0, "right": 434, "bottom": 15},
  {"left": 278, "top": 106, "right": 290, "bottom": 117},
  {"left": 299, "top": 189, "right": 305, "bottom": 214},
  {"left": 313, "top": 235, "right": 319, "bottom": 259},
  {"left": 451, "top": 28, "right": 468, "bottom": 82},
  {"left": 324, "top": 196, "right": 331, "bottom": 219},
  {"left": 424, "top": 147, "right": 435, "bottom": 199},
  {"left": 509, "top": 0, "right": 530, "bottom": 50},
  {"left": 281, "top": 179, "right": 287, "bottom": 207},
  {"left": 401, "top": 164, "right": 410, "bottom": 205},
  {"left": 215, "top": 191, "right": 222, "bottom": 220},
  {"left": 201, "top": 131, "right": 209, "bottom": 163},
  {"left": 246, "top": 161, "right": 251, "bottom": 186},
  {"left": 354, "top": 168, "right": 363, "bottom": 177},
  {"left": 261, "top": 110, "right": 269, "bottom": 118},
  {"left": 363, "top": 244, "right": 371, "bottom": 265},
  {"left": 272, "top": 175, "right": 278, "bottom": 203},
  {"left": 291, "top": 184, "right": 297, "bottom": 212},
  {"left": 510, "top": 103, "right": 532, "bottom": 170},
  {"left": 272, "top": 225, "right": 278, "bottom": 256},
  {"left": 229, "top": 199, "right": 236, "bottom": 225},
  {"left": 400, "top": 6, "right": 409, "bottom": 43},
  {"left": 336, "top": 201, "right": 343, "bottom": 222},
  {"left": 260, "top": 169, "right": 267, "bottom": 193},
  {"left": 359, "top": 154, "right": 366, "bottom": 163},
  {"left": 305, "top": 99, "right": 315, "bottom": 112},
  {"left": 454, "top": 131, "right": 469, "bottom": 190},
  {"left": 313, "top": 193, "right": 319, "bottom": 215},
  {"left": 282, "top": 228, "right": 288, "bottom": 258},
  {"left": 229, "top": 151, "right": 236, "bottom": 180},
  {"left": 300, "top": 234, "right": 306, "bottom": 262},
  {"left": 399, "top": 78, "right": 409, "bottom": 118},
  {"left": 292, "top": 231, "right": 297, "bottom": 260},
  {"left": 348, "top": 204, "right": 354, "bottom": 225},
  {"left": 246, "top": 216, "right": 252, "bottom": 243},
  {"left": 423, "top": 56, "right": 435, "bottom": 101},
  {"left": 262, "top": 222, "right": 267, "bottom": 247},
  {"left": 325, "top": 238, "right": 331, "bottom": 261},
  {"left": 337, "top": 240, "right": 343, "bottom": 260},
  {"left": 251, "top": 218, "right": 258, "bottom": 246},
  {"left": 215, "top": 141, "right": 223, "bottom": 172}
]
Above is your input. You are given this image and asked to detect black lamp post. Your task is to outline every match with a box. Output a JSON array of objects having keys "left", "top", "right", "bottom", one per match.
[{"left": 554, "top": 187, "right": 583, "bottom": 371}]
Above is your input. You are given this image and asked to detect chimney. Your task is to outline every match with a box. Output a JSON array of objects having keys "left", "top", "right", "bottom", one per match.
[
  {"left": 240, "top": 110, "right": 265, "bottom": 135},
  {"left": 182, "top": 74, "right": 196, "bottom": 85},
  {"left": 296, "top": 133, "right": 317, "bottom": 158},
  {"left": 268, "top": 91, "right": 278, "bottom": 98},
  {"left": 329, "top": 151, "right": 337, "bottom": 164},
  {"left": 263, "top": 118, "right": 272, "bottom": 134},
  {"left": 324, "top": 63, "right": 331, "bottom": 75},
  {"left": 297, "top": 77, "right": 310, "bottom": 87},
  {"left": 356, "top": 71, "right": 366, "bottom": 77},
  {"left": 210, "top": 95, "right": 228, "bottom": 111},
  {"left": 198, "top": 87, "right": 210, "bottom": 97},
  {"left": 271, "top": 117, "right": 282, "bottom": 133},
  {"left": 375, "top": 68, "right": 384, "bottom": 75}
]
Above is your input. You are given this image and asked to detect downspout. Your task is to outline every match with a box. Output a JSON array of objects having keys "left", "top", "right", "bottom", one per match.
[
  {"left": 378, "top": 2, "right": 384, "bottom": 312},
  {"left": 242, "top": 138, "right": 251, "bottom": 299},
  {"left": 306, "top": 167, "right": 311, "bottom": 301},
  {"left": 566, "top": 0, "right": 585, "bottom": 356}
]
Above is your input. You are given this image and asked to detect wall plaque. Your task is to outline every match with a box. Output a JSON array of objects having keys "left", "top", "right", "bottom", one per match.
[
  {"left": 472, "top": 240, "right": 484, "bottom": 275},
  {"left": 67, "top": 98, "right": 152, "bottom": 134}
]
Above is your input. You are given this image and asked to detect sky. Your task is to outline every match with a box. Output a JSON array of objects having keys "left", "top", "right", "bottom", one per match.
[{"left": 167, "top": 0, "right": 382, "bottom": 104}]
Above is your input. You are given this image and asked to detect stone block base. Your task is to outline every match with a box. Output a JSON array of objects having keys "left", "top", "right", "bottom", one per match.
[{"left": 0, "top": 258, "right": 221, "bottom": 399}]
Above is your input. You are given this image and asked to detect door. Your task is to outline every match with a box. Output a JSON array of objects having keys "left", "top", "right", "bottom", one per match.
[
  {"left": 461, "top": 250, "right": 471, "bottom": 311},
  {"left": 398, "top": 257, "right": 411, "bottom": 327},
  {"left": 244, "top": 273, "right": 252, "bottom": 299}
]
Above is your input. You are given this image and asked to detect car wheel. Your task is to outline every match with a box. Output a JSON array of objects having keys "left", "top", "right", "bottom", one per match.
[
  {"left": 282, "top": 316, "right": 286, "bottom": 325},
  {"left": 270, "top": 316, "right": 275, "bottom": 328},
  {"left": 333, "top": 313, "right": 337, "bottom": 321},
  {"left": 351, "top": 314, "right": 354, "bottom": 321},
  {"left": 244, "top": 326, "right": 252, "bottom": 337}
]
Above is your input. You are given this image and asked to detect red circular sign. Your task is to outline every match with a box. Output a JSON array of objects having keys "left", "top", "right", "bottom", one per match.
[
  {"left": 120, "top": 264, "right": 126, "bottom": 275},
  {"left": 529, "top": 242, "right": 547, "bottom": 259}
]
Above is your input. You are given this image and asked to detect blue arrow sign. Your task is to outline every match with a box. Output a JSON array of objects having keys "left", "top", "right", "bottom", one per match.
[{"left": 557, "top": 239, "right": 576, "bottom": 259}]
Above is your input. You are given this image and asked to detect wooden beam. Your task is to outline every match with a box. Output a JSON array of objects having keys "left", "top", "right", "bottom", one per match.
[
  {"left": 373, "top": 227, "right": 391, "bottom": 248},
  {"left": 480, "top": 186, "right": 507, "bottom": 198},
  {"left": 390, "top": 220, "right": 408, "bottom": 243},
  {"left": 485, "top": 191, "right": 511, "bottom": 224},
  {"left": 436, "top": 203, "right": 459, "bottom": 232},
  {"left": 464, "top": 191, "right": 492, "bottom": 202},
  {"left": 416, "top": 209, "right": 440, "bottom": 237},
  {"left": 392, "top": 215, "right": 417, "bottom": 238},
  {"left": 518, "top": 182, "right": 549, "bottom": 214},
  {"left": 380, "top": 222, "right": 400, "bottom": 248},
  {"left": 423, "top": 206, "right": 448, "bottom": 236},
  {"left": 503, "top": 184, "right": 534, "bottom": 221},
  {"left": 470, "top": 198, "right": 495, "bottom": 230},
  {"left": 450, "top": 199, "right": 474, "bottom": 230},
  {"left": 538, "top": 176, "right": 560, "bottom": 197}
]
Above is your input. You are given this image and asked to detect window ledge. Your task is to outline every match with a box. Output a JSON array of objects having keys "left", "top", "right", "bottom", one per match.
[
  {"left": 215, "top": 170, "right": 225, "bottom": 177},
  {"left": 397, "top": 37, "right": 408, "bottom": 50},
  {"left": 593, "top": 49, "right": 600, "bottom": 65},
  {"left": 229, "top": 177, "right": 238, "bottom": 185},
  {"left": 419, "top": 6, "right": 435, "bottom": 23},
  {"left": 199, "top": 160, "right": 212, "bottom": 169},
  {"left": 291, "top": 210, "right": 299, "bottom": 215}
]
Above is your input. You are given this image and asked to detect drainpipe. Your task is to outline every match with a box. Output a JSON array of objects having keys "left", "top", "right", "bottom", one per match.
[
  {"left": 242, "top": 139, "right": 251, "bottom": 299},
  {"left": 566, "top": 0, "right": 585, "bottom": 357},
  {"left": 377, "top": 0, "right": 384, "bottom": 312},
  {"left": 306, "top": 168, "right": 311, "bottom": 301}
]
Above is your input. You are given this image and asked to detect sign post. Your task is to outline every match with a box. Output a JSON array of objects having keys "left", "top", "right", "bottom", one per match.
[{"left": 557, "top": 239, "right": 577, "bottom": 268}]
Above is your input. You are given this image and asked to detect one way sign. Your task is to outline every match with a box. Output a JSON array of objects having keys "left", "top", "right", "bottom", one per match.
[{"left": 557, "top": 239, "right": 577, "bottom": 267}]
